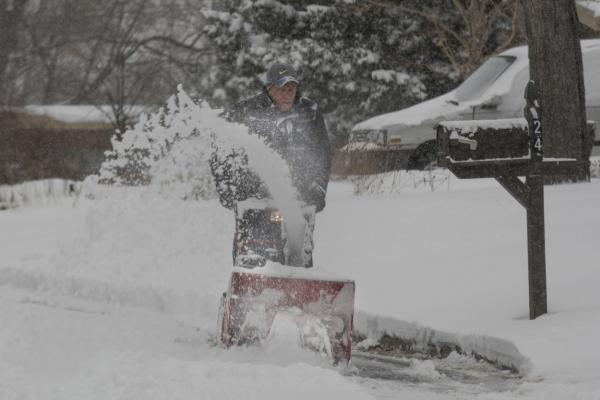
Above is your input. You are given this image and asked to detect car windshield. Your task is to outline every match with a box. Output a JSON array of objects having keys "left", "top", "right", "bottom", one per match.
[{"left": 455, "top": 55, "right": 516, "bottom": 102}]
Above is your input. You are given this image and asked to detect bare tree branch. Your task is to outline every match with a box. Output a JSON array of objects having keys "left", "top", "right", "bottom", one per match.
[{"left": 366, "top": 0, "right": 521, "bottom": 77}]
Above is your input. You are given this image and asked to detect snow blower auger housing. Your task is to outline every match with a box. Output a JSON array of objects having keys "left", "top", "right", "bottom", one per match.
[
  {"left": 218, "top": 200, "right": 356, "bottom": 364},
  {"left": 218, "top": 269, "right": 355, "bottom": 364}
]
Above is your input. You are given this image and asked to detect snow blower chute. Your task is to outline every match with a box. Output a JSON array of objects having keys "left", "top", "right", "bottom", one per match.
[{"left": 217, "top": 201, "right": 355, "bottom": 364}]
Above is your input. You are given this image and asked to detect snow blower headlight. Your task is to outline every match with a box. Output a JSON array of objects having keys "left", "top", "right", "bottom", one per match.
[{"left": 269, "top": 211, "right": 283, "bottom": 223}]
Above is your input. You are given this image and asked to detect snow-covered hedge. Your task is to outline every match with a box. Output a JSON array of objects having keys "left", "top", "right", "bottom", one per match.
[
  {"left": 352, "top": 169, "right": 452, "bottom": 195},
  {"left": 591, "top": 156, "right": 600, "bottom": 178},
  {"left": 0, "top": 179, "right": 80, "bottom": 209},
  {"left": 97, "top": 86, "right": 219, "bottom": 201},
  {"left": 354, "top": 158, "right": 600, "bottom": 195}
]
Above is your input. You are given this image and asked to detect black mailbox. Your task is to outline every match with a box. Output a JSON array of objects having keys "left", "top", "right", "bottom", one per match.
[
  {"left": 436, "top": 119, "right": 593, "bottom": 179},
  {"left": 433, "top": 80, "right": 595, "bottom": 321},
  {"left": 437, "top": 119, "right": 529, "bottom": 164}
]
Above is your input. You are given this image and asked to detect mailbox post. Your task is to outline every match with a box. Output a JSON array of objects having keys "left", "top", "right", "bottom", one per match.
[
  {"left": 437, "top": 81, "right": 594, "bottom": 320},
  {"left": 524, "top": 81, "right": 547, "bottom": 318}
]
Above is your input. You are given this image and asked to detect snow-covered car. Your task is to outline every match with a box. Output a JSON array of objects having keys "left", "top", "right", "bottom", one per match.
[{"left": 347, "top": 39, "right": 600, "bottom": 170}]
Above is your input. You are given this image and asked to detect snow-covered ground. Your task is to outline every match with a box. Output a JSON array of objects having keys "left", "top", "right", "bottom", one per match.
[{"left": 1, "top": 173, "right": 599, "bottom": 399}]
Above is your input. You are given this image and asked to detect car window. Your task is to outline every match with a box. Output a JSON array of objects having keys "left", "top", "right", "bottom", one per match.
[{"left": 455, "top": 55, "right": 516, "bottom": 102}]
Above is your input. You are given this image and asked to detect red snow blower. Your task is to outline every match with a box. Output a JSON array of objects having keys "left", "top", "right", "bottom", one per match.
[{"left": 217, "top": 201, "right": 355, "bottom": 364}]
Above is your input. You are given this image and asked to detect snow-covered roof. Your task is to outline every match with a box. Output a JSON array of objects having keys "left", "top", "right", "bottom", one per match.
[
  {"left": 24, "top": 105, "right": 147, "bottom": 125},
  {"left": 352, "top": 92, "right": 455, "bottom": 131}
]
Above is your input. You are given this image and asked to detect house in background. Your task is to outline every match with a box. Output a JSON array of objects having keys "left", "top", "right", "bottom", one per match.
[{"left": 0, "top": 106, "right": 119, "bottom": 185}]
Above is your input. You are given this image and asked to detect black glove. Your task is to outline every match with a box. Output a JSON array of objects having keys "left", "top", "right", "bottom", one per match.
[{"left": 309, "top": 182, "right": 327, "bottom": 212}]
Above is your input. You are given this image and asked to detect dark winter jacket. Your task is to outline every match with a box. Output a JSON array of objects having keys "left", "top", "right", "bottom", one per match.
[{"left": 211, "top": 91, "right": 331, "bottom": 212}]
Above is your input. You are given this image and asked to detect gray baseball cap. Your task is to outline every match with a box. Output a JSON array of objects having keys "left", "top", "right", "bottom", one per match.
[{"left": 265, "top": 62, "right": 299, "bottom": 88}]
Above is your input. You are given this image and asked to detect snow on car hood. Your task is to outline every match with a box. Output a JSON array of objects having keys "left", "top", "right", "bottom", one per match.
[
  {"left": 352, "top": 83, "right": 519, "bottom": 132},
  {"left": 352, "top": 93, "right": 468, "bottom": 131}
]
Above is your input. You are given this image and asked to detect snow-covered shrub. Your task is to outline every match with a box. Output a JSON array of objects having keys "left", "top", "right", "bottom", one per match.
[
  {"left": 352, "top": 169, "right": 451, "bottom": 195},
  {"left": 351, "top": 156, "right": 600, "bottom": 195},
  {"left": 0, "top": 179, "right": 80, "bottom": 209},
  {"left": 95, "top": 85, "right": 301, "bottom": 218},
  {"left": 98, "top": 86, "right": 220, "bottom": 201}
]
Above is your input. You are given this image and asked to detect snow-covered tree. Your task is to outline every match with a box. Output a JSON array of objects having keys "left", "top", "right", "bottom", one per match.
[
  {"left": 195, "top": 0, "right": 460, "bottom": 146},
  {"left": 2, "top": 0, "right": 530, "bottom": 143},
  {"left": 99, "top": 86, "right": 217, "bottom": 201}
]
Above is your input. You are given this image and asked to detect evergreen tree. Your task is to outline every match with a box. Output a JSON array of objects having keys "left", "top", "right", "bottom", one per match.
[{"left": 196, "top": 0, "right": 460, "bottom": 146}]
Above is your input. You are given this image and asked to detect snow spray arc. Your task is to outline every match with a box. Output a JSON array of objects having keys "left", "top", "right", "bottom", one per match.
[{"left": 95, "top": 85, "right": 307, "bottom": 263}]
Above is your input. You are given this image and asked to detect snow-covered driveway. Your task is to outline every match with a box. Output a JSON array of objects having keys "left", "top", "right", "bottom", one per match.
[{"left": 2, "top": 176, "right": 600, "bottom": 399}]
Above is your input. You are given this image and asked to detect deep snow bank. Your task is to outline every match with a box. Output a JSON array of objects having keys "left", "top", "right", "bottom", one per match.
[{"left": 354, "top": 310, "right": 531, "bottom": 374}]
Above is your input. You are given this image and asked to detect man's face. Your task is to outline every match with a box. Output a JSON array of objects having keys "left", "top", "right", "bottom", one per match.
[{"left": 268, "top": 82, "right": 298, "bottom": 112}]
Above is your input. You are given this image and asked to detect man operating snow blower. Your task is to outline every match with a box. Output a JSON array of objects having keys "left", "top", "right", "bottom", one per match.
[
  {"left": 210, "top": 62, "right": 355, "bottom": 364},
  {"left": 210, "top": 62, "right": 332, "bottom": 268}
]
